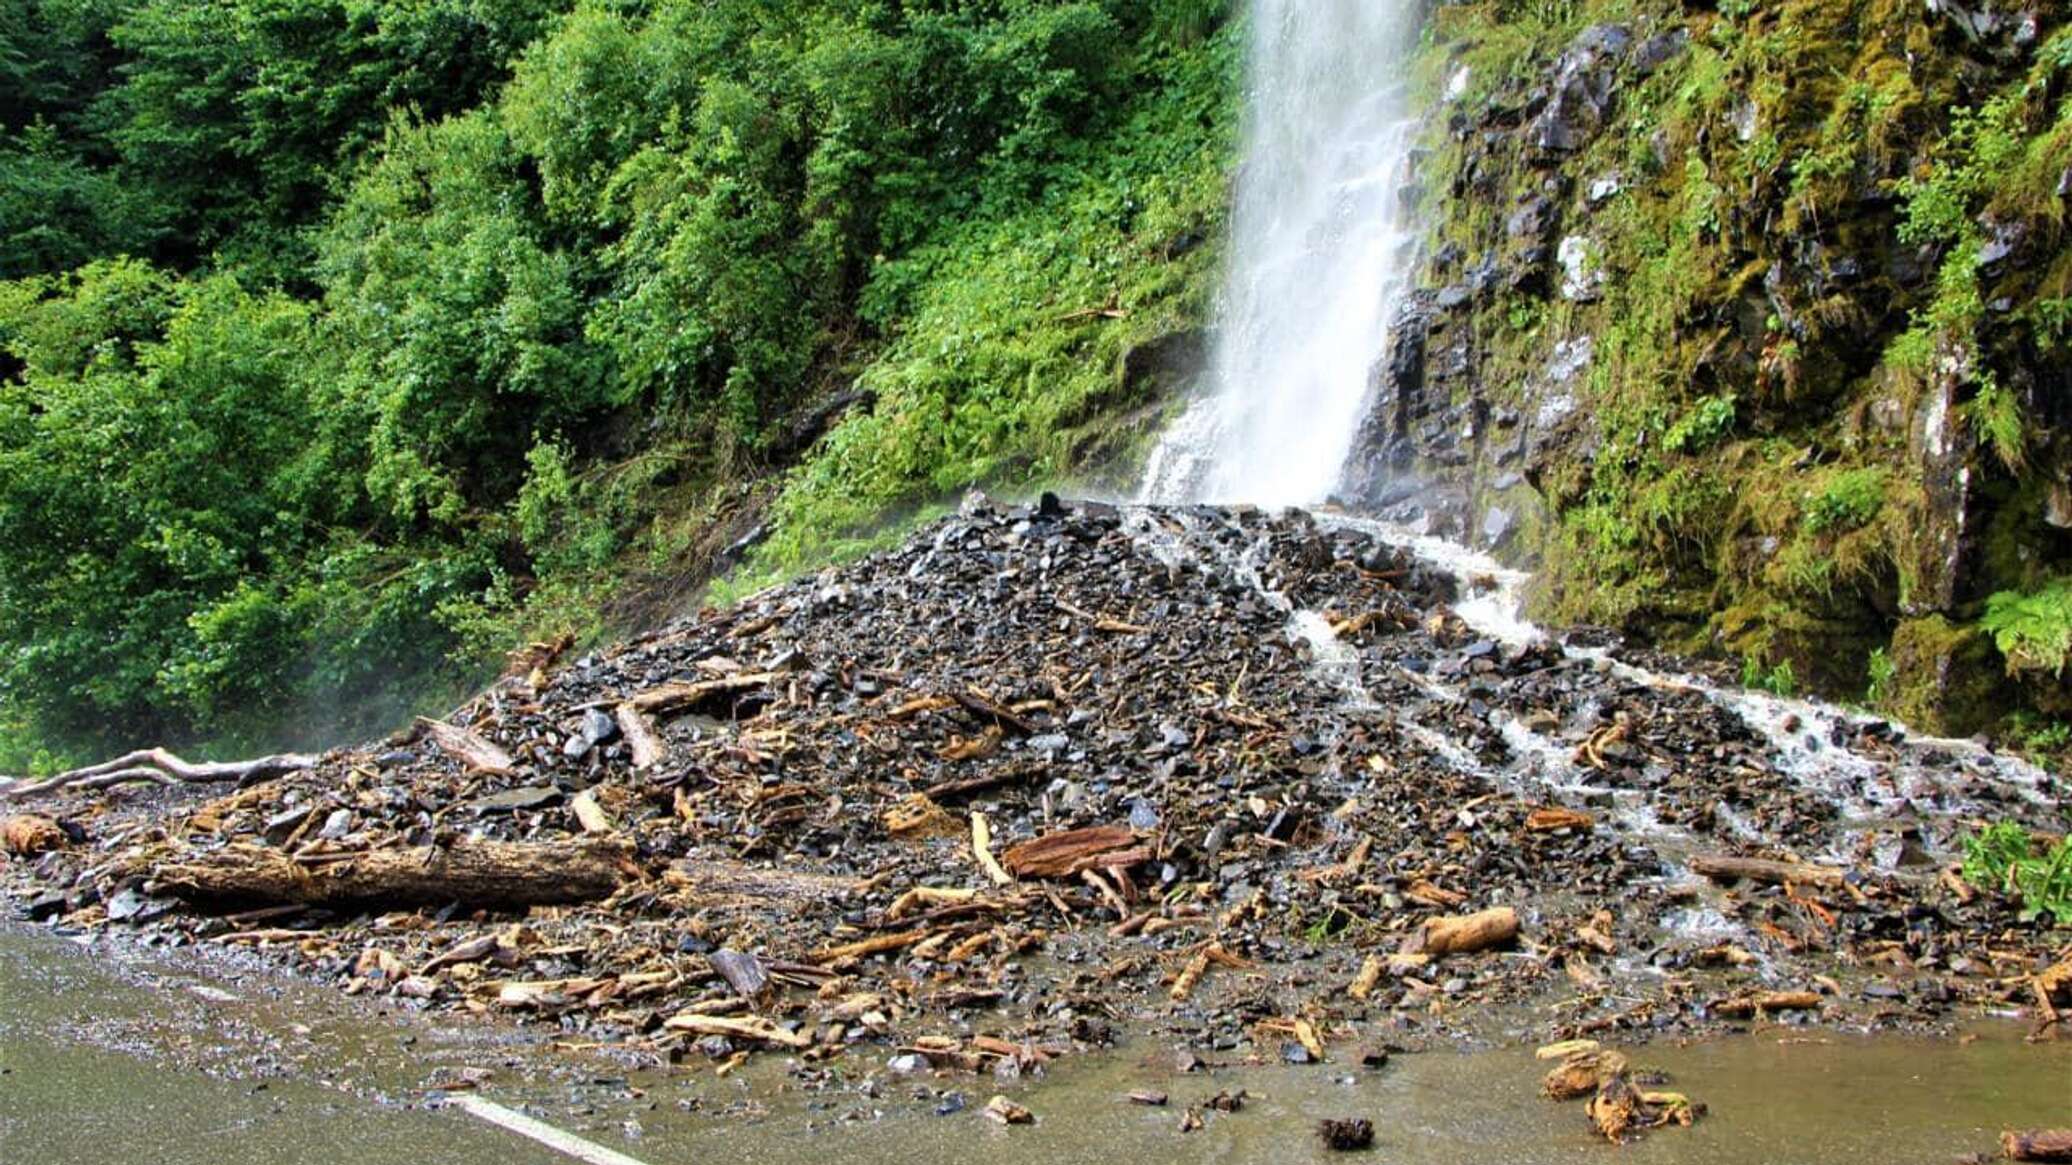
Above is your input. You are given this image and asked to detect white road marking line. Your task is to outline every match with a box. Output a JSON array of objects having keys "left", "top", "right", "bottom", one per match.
[{"left": 448, "top": 1093, "right": 656, "bottom": 1165}]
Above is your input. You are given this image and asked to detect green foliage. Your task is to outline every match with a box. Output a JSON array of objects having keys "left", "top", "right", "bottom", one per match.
[
  {"left": 0, "top": 0, "right": 1240, "bottom": 761},
  {"left": 1981, "top": 580, "right": 2072, "bottom": 677},
  {"left": 1663, "top": 394, "right": 1736, "bottom": 454},
  {"left": 1865, "top": 646, "right": 1896, "bottom": 707},
  {"left": 1961, "top": 822, "right": 2072, "bottom": 926},
  {"left": 1803, "top": 467, "right": 1886, "bottom": 534},
  {"left": 1963, "top": 373, "right": 2029, "bottom": 475},
  {"left": 1740, "top": 655, "right": 1797, "bottom": 698}
]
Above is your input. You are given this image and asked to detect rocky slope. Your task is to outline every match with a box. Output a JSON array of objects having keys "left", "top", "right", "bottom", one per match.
[
  {"left": 1337, "top": 0, "right": 2071, "bottom": 741},
  {"left": 7, "top": 499, "right": 2064, "bottom": 1071}
]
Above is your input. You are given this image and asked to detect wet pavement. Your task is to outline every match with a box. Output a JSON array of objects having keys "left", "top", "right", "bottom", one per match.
[
  {"left": 0, "top": 929, "right": 568, "bottom": 1164},
  {"left": 4, "top": 926, "right": 2068, "bottom": 1164}
]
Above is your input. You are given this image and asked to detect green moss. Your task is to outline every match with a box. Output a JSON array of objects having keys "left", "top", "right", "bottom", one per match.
[{"left": 1885, "top": 615, "right": 2010, "bottom": 737}]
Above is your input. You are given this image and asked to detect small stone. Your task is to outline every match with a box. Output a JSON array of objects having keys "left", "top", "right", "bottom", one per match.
[
  {"left": 470, "top": 785, "right": 561, "bottom": 813},
  {"left": 982, "top": 1095, "right": 1033, "bottom": 1125}
]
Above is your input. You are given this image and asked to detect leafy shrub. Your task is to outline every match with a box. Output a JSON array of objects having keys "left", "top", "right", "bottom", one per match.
[{"left": 1961, "top": 822, "right": 2072, "bottom": 926}]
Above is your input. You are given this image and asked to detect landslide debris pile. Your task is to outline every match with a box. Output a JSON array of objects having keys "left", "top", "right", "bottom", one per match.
[{"left": 6, "top": 498, "right": 2068, "bottom": 1069}]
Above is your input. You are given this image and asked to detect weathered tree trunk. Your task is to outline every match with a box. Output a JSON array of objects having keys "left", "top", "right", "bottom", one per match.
[{"left": 153, "top": 839, "right": 629, "bottom": 909}]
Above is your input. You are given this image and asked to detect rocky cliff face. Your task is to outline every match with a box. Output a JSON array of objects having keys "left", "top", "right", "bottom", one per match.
[{"left": 1342, "top": 0, "right": 2071, "bottom": 738}]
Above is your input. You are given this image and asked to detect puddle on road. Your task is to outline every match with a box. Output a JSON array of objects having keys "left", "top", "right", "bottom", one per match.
[{"left": 4, "top": 927, "right": 2067, "bottom": 1165}]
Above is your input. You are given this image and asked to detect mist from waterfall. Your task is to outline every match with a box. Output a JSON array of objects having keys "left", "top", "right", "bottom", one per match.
[{"left": 1138, "top": 0, "right": 1424, "bottom": 507}]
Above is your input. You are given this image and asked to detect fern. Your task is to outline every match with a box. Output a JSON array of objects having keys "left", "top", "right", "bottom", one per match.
[
  {"left": 1981, "top": 580, "right": 2072, "bottom": 676},
  {"left": 1964, "top": 373, "right": 2029, "bottom": 475}
]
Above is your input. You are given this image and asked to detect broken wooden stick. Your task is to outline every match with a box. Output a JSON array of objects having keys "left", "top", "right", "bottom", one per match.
[
  {"left": 1, "top": 749, "right": 315, "bottom": 801},
  {"left": 1402, "top": 906, "right": 1519, "bottom": 957},
  {"left": 1708, "top": 990, "right": 1822, "bottom": 1017},
  {"left": 416, "top": 718, "right": 514, "bottom": 775},
  {"left": 1688, "top": 854, "right": 1845, "bottom": 889},
  {"left": 971, "top": 812, "right": 1012, "bottom": 886},
  {"left": 153, "top": 838, "right": 629, "bottom": 909},
  {"left": 662, "top": 1012, "right": 809, "bottom": 1049},
  {"left": 621, "top": 671, "right": 782, "bottom": 716},
  {"left": 1347, "top": 954, "right": 1384, "bottom": 1001},
  {"left": 614, "top": 704, "right": 666, "bottom": 769},
  {"left": 809, "top": 928, "right": 935, "bottom": 965}
]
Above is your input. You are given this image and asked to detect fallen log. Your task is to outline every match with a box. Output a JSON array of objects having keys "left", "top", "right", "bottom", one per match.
[
  {"left": 2003, "top": 1130, "right": 2072, "bottom": 1162},
  {"left": 1688, "top": 855, "right": 1846, "bottom": 889},
  {"left": 1402, "top": 906, "right": 1519, "bottom": 957},
  {"left": 153, "top": 838, "right": 629, "bottom": 909},
  {"left": 1, "top": 749, "right": 315, "bottom": 801}
]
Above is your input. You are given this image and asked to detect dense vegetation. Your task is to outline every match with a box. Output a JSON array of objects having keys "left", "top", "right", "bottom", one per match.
[
  {"left": 1, "top": 0, "right": 1234, "bottom": 766},
  {"left": 1397, "top": 0, "right": 2070, "bottom": 760},
  {"left": 5, "top": 0, "right": 2065, "bottom": 771}
]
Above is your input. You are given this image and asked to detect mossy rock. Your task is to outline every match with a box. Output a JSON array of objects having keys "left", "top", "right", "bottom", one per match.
[{"left": 1884, "top": 615, "right": 2010, "bottom": 737}]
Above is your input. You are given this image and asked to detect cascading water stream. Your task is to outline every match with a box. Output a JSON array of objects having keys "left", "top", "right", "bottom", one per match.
[
  {"left": 1134, "top": 2, "right": 2055, "bottom": 837},
  {"left": 1138, "top": 0, "right": 1424, "bottom": 506}
]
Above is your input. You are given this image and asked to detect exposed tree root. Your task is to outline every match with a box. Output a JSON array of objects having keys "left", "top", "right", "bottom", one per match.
[{"left": 0, "top": 748, "right": 316, "bottom": 801}]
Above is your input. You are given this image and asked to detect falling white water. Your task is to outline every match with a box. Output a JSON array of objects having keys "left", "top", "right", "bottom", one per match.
[{"left": 1138, "top": 0, "right": 1425, "bottom": 506}]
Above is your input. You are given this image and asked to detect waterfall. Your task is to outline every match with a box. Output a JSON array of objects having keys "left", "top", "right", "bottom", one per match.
[{"left": 1139, "top": 0, "right": 1425, "bottom": 506}]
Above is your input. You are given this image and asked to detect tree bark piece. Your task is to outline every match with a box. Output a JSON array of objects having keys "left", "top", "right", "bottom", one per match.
[
  {"left": 1689, "top": 855, "right": 1846, "bottom": 889},
  {"left": 2, "top": 814, "right": 68, "bottom": 855},
  {"left": 623, "top": 672, "right": 783, "bottom": 716},
  {"left": 1003, "top": 825, "right": 1141, "bottom": 878},
  {"left": 1526, "top": 807, "right": 1595, "bottom": 832},
  {"left": 1402, "top": 907, "right": 1519, "bottom": 957},
  {"left": 417, "top": 719, "right": 515, "bottom": 775},
  {"left": 153, "top": 838, "right": 628, "bottom": 908},
  {"left": 2003, "top": 1130, "right": 2072, "bottom": 1161},
  {"left": 1, "top": 749, "right": 315, "bottom": 801},
  {"left": 614, "top": 704, "right": 666, "bottom": 769}
]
